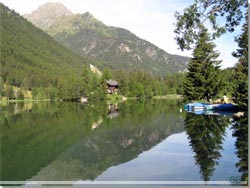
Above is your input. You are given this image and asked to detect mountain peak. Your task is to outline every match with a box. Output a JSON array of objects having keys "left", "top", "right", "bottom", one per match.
[
  {"left": 83, "top": 11, "right": 94, "bottom": 18},
  {"left": 24, "top": 2, "right": 73, "bottom": 30},
  {"left": 23, "top": 2, "right": 189, "bottom": 76},
  {"left": 34, "top": 2, "right": 72, "bottom": 15}
]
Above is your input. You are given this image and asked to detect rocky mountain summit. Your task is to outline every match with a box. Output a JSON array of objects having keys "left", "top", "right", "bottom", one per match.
[
  {"left": 24, "top": 2, "right": 189, "bottom": 76},
  {"left": 24, "top": 2, "right": 73, "bottom": 30}
]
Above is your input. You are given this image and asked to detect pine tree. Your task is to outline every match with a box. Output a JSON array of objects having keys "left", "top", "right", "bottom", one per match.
[
  {"left": 16, "top": 90, "right": 24, "bottom": 100},
  {"left": 183, "top": 29, "right": 221, "bottom": 102},
  {"left": 102, "top": 68, "right": 112, "bottom": 81},
  {"left": 6, "top": 85, "right": 15, "bottom": 100},
  {"left": 114, "top": 70, "right": 129, "bottom": 96},
  {"left": 0, "top": 77, "right": 4, "bottom": 97},
  {"left": 232, "top": 12, "right": 248, "bottom": 108}
]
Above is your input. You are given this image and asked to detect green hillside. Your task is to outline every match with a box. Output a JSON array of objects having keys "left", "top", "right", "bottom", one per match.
[
  {"left": 24, "top": 3, "right": 189, "bottom": 76},
  {"left": 0, "top": 3, "right": 102, "bottom": 100},
  {"left": 0, "top": 3, "right": 186, "bottom": 101}
]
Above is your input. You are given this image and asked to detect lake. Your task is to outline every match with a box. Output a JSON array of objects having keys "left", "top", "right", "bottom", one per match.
[{"left": 0, "top": 100, "right": 248, "bottom": 185}]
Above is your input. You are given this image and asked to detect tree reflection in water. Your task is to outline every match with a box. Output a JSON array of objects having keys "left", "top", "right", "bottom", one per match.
[
  {"left": 184, "top": 113, "right": 230, "bottom": 181},
  {"left": 1, "top": 100, "right": 185, "bottom": 181},
  {"left": 231, "top": 113, "right": 248, "bottom": 183}
]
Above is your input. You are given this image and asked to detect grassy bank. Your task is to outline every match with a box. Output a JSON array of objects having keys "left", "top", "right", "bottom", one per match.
[
  {"left": 0, "top": 98, "right": 52, "bottom": 105},
  {"left": 107, "top": 94, "right": 126, "bottom": 103},
  {"left": 153, "top": 94, "right": 183, "bottom": 99}
]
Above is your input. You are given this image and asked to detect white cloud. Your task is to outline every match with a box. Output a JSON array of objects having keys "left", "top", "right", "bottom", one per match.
[{"left": 0, "top": 0, "right": 241, "bottom": 68}]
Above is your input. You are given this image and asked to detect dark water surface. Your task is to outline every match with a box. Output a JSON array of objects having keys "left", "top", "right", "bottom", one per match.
[{"left": 0, "top": 100, "right": 248, "bottom": 183}]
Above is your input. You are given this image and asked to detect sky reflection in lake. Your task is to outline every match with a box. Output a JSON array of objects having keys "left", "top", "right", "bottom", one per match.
[
  {"left": 1, "top": 101, "right": 246, "bottom": 183},
  {"left": 96, "top": 127, "right": 239, "bottom": 181}
]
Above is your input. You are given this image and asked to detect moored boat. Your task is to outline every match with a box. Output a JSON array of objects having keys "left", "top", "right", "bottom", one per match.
[
  {"left": 184, "top": 102, "right": 209, "bottom": 111},
  {"left": 214, "top": 103, "right": 238, "bottom": 110},
  {"left": 204, "top": 104, "right": 219, "bottom": 110},
  {"left": 184, "top": 102, "right": 238, "bottom": 111},
  {"left": 187, "top": 109, "right": 237, "bottom": 116}
]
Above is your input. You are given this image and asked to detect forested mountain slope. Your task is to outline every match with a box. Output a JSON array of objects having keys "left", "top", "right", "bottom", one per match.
[
  {"left": 24, "top": 2, "right": 189, "bottom": 76},
  {"left": 0, "top": 3, "right": 97, "bottom": 96}
]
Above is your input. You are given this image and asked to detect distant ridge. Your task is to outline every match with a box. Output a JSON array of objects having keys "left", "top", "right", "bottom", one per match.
[{"left": 24, "top": 2, "right": 189, "bottom": 76}]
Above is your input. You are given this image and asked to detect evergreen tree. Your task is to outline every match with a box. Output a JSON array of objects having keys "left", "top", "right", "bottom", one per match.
[
  {"left": 0, "top": 77, "right": 4, "bottom": 97},
  {"left": 16, "top": 90, "right": 24, "bottom": 100},
  {"left": 183, "top": 59, "right": 205, "bottom": 101},
  {"left": 232, "top": 12, "right": 248, "bottom": 108},
  {"left": 183, "top": 29, "right": 221, "bottom": 101},
  {"left": 220, "top": 68, "right": 234, "bottom": 96},
  {"left": 114, "top": 70, "right": 129, "bottom": 96},
  {"left": 5, "top": 84, "right": 15, "bottom": 100},
  {"left": 102, "top": 68, "right": 112, "bottom": 81},
  {"left": 81, "top": 65, "right": 93, "bottom": 96},
  {"left": 47, "top": 86, "right": 58, "bottom": 100}
]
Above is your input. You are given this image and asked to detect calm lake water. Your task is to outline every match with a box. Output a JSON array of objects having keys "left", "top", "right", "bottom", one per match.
[{"left": 0, "top": 100, "right": 248, "bottom": 184}]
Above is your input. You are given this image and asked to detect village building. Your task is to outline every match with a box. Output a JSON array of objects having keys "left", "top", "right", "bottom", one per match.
[{"left": 106, "top": 80, "right": 119, "bottom": 94}]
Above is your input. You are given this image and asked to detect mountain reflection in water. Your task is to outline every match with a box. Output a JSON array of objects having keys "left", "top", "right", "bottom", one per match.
[
  {"left": 1, "top": 100, "right": 247, "bottom": 183},
  {"left": 1, "top": 100, "right": 184, "bottom": 181}
]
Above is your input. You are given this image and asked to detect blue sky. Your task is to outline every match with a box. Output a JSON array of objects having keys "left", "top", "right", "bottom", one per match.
[{"left": 0, "top": 0, "right": 245, "bottom": 68}]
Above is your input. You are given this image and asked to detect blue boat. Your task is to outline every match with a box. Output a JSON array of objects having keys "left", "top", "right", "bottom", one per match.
[
  {"left": 185, "top": 102, "right": 238, "bottom": 111},
  {"left": 187, "top": 109, "right": 236, "bottom": 116},
  {"left": 184, "top": 102, "right": 209, "bottom": 111},
  {"left": 214, "top": 103, "right": 238, "bottom": 111},
  {"left": 205, "top": 104, "right": 219, "bottom": 110}
]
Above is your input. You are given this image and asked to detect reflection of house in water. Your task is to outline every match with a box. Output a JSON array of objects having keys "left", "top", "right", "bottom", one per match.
[
  {"left": 106, "top": 80, "right": 118, "bottom": 94},
  {"left": 107, "top": 103, "right": 119, "bottom": 119},
  {"left": 13, "top": 102, "right": 33, "bottom": 114},
  {"left": 91, "top": 117, "right": 103, "bottom": 130}
]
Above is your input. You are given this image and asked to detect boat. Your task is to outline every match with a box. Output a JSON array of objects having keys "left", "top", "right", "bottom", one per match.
[
  {"left": 214, "top": 103, "right": 238, "bottom": 111},
  {"left": 185, "top": 102, "right": 238, "bottom": 111},
  {"left": 187, "top": 109, "right": 236, "bottom": 116},
  {"left": 204, "top": 104, "right": 219, "bottom": 110},
  {"left": 184, "top": 102, "right": 238, "bottom": 116},
  {"left": 184, "top": 102, "right": 209, "bottom": 111},
  {"left": 204, "top": 103, "right": 238, "bottom": 111}
]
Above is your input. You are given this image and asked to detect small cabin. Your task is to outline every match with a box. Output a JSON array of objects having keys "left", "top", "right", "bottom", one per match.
[{"left": 106, "top": 80, "right": 119, "bottom": 94}]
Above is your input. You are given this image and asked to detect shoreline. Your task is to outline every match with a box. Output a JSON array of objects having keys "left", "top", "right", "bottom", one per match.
[
  {"left": 0, "top": 99, "right": 52, "bottom": 104},
  {"left": 1, "top": 94, "right": 183, "bottom": 104},
  {"left": 153, "top": 95, "right": 183, "bottom": 99}
]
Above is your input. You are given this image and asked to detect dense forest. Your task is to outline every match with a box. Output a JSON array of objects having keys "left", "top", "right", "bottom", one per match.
[
  {"left": 0, "top": 3, "right": 99, "bottom": 100},
  {"left": 1, "top": 1, "right": 247, "bottom": 105},
  {"left": 0, "top": 3, "right": 184, "bottom": 101}
]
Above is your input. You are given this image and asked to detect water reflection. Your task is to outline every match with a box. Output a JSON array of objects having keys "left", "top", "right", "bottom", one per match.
[
  {"left": 1, "top": 101, "right": 246, "bottom": 183},
  {"left": 231, "top": 113, "right": 248, "bottom": 183},
  {"left": 1, "top": 102, "right": 107, "bottom": 181},
  {"left": 107, "top": 103, "right": 119, "bottom": 119},
  {"left": 1, "top": 100, "right": 184, "bottom": 181},
  {"left": 30, "top": 101, "right": 185, "bottom": 181},
  {"left": 184, "top": 113, "right": 230, "bottom": 181}
]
